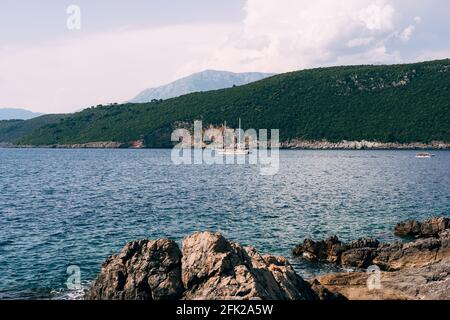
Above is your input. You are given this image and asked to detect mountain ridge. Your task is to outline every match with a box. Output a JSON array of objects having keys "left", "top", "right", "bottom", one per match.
[
  {"left": 0, "top": 108, "right": 44, "bottom": 120},
  {"left": 130, "top": 70, "right": 275, "bottom": 103}
]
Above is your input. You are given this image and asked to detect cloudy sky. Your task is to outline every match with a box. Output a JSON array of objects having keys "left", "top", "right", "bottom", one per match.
[{"left": 1, "top": 0, "right": 449, "bottom": 113}]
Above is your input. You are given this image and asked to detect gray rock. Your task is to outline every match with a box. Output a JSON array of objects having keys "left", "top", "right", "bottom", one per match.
[
  {"left": 87, "top": 232, "right": 324, "bottom": 300},
  {"left": 373, "top": 234, "right": 449, "bottom": 271},
  {"left": 294, "top": 217, "right": 450, "bottom": 271},
  {"left": 86, "top": 239, "right": 184, "bottom": 300},
  {"left": 394, "top": 217, "right": 449, "bottom": 238},
  {"left": 293, "top": 236, "right": 379, "bottom": 266},
  {"left": 309, "top": 279, "right": 347, "bottom": 301},
  {"left": 316, "top": 257, "right": 450, "bottom": 300},
  {"left": 292, "top": 235, "right": 347, "bottom": 263},
  {"left": 181, "top": 232, "right": 317, "bottom": 300},
  {"left": 341, "top": 248, "right": 378, "bottom": 268}
]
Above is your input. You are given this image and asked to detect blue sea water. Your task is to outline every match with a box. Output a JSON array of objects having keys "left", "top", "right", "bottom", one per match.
[{"left": 0, "top": 148, "right": 449, "bottom": 299}]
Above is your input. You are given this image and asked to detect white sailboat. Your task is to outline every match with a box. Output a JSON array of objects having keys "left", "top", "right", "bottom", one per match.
[{"left": 218, "top": 118, "right": 249, "bottom": 155}]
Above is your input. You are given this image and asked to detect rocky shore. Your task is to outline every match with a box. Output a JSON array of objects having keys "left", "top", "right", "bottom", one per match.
[
  {"left": 281, "top": 139, "right": 450, "bottom": 150},
  {"left": 86, "top": 232, "right": 343, "bottom": 300},
  {"left": 293, "top": 217, "right": 450, "bottom": 300},
  {"left": 4, "top": 141, "right": 126, "bottom": 149},
  {"left": 86, "top": 217, "right": 450, "bottom": 300},
  {"left": 3, "top": 139, "right": 450, "bottom": 149}
]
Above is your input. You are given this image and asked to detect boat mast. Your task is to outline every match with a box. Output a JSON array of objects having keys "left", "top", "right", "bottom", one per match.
[
  {"left": 238, "top": 118, "right": 241, "bottom": 150},
  {"left": 223, "top": 121, "right": 226, "bottom": 151}
]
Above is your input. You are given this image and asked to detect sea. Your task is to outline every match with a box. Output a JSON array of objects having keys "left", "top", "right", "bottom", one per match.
[{"left": 0, "top": 148, "right": 449, "bottom": 299}]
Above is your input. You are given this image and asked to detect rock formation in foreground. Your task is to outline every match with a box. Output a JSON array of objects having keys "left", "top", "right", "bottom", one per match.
[
  {"left": 292, "top": 217, "right": 450, "bottom": 271},
  {"left": 87, "top": 217, "right": 449, "bottom": 300},
  {"left": 293, "top": 216, "right": 450, "bottom": 300},
  {"left": 86, "top": 232, "right": 342, "bottom": 300},
  {"left": 315, "top": 257, "right": 450, "bottom": 300},
  {"left": 394, "top": 216, "right": 449, "bottom": 238}
]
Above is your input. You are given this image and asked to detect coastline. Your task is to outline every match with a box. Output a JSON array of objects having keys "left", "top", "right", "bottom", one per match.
[
  {"left": 2, "top": 139, "right": 450, "bottom": 150},
  {"left": 86, "top": 217, "right": 450, "bottom": 300}
]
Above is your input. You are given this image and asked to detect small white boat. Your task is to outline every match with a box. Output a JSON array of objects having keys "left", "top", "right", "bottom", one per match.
[{"left": 416, "top": 153, "right": 435, "bottom": 158}]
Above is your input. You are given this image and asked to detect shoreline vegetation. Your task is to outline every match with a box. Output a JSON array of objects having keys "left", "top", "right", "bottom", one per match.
[
  {"left": 86, "top": 217, "right": 450, "bottom": 300},
  {"left": 2, "top": 139, "right": 450, "bottom": 150}
]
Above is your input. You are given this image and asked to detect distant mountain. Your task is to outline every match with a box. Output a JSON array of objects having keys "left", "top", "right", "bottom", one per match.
[
  {"left": 0, "top": 108, "right": 43, "bottom": 120},
  {"left": 130, "top": 70, "right": 275, "bottom": 103}
]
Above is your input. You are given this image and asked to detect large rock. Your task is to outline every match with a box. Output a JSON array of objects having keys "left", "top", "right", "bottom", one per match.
[
  {"left": 315, "top": 257, "right": 450, "bottom": 300},
  {"left": 292, "top": 217, "right": 450, "bottom": 300},
  {"left": 181, "top": 232, "right": 318, "bottom": 300},
  {"left": 373, "top": 233, "right": 450, "bottom": 271},
  {"left": 394, "top": 217, "right": 449, "bottom": 238},
  {"left": 293, "top": 236, "right": 346, "bottom": 263},
  {"left": 87, "top": 232, "right": 336, "bottom": 300},
  {"left": 294, "top": 232, "right": 449, "bottom": 271},
  {"left": 293, "top": 236, "right": 379, "bottom": 267},
  {"left": 294, "top": 217, "right": 450, "bottom": 271},
  {"left": 86, "top": 239, "right": 184, "bottom": 300},
  {"left": 341, "top": 248, "right": 378, "bottom": 269}
]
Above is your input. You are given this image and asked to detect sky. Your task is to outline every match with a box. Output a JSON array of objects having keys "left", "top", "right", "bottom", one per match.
[{"left": 1, "top": 0, "right": 450, "bottom": 113}]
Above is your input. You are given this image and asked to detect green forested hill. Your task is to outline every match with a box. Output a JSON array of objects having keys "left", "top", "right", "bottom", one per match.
[
  {"left": 16, "top": 59, "right": 450, "bottom": 146},
  {"left": 0, "top": 114, "right": 67, "bottom": 143}
]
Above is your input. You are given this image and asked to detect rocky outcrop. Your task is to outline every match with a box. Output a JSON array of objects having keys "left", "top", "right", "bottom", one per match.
[
  {"left": 394, "top": 217, "right": 450, "bottom": 238},
  {"left": 292, "top": 236, "right": 380, "bottom": 267},
  {"left": 87, "top": 232, "right": 341, "bottom": 300},
  {"left": 86, "top": 239, "right": 184, "bottom": 300},
  {"left": 293, "top": 217, "right": 450, "bottom": 271},
  {"left": 372, "top": 233, "right": 450, "bottom": 271},
  {"left": 281, "top": 139, "right": 450, "bottom": 150},
  {"left": 0, "top": 142, "right": 13, "bottom": 148},
  {"left": 60, "top": 141, "right": 125, "bottom": 148},
  {"left": 87, "top": 217, "right": 449, "bottom": 301},
  {"left": 181, "top": 232, "right": 319, "bottom": 300},
  {"left": 315, "top": 257, "right": 450, "bottom": 300},
  {"left": 293, "top": 230, "right": 449, "bottom": 271},
  {"left": 294, "top": 217, "right": 450, "bottom": 300}
]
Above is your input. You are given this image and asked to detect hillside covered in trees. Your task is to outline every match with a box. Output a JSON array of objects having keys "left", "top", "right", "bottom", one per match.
[
  {"left": 0, "top": 114, "right": 67, "bottom": 144},
  {"left": 9, "top": 59, "right": 450, "bottom": 147}
]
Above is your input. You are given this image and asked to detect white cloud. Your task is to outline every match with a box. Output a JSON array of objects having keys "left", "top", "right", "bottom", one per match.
[
  {"left": 358, "top": 2, "right": 395, "bottom": 31},
  {"left": 347, "top": 37, "right": 375, "bottom": 48},
  {"left": 399, "top": 25, "right": 415, "bottom": 42},
  {"left": 0, "top": 0, "right": 448, "bottom": 113},
  {"left": 0, "top": 24, "right": 236, "bottom": 113},
  {"left": 189, "top": 0, "right": 414, "bottom": 73}
]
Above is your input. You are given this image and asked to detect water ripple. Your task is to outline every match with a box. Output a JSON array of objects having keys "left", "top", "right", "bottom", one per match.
[{"left": 0, "top": 148, "right": 449, "bottom": 299}]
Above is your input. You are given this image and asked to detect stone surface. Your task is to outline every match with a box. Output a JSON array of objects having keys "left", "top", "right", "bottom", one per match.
[
  {"left": 373, "top": 234, "right": 450, "bottom": 271},
  {"left": 86, "top": 239, "right": 184, "bottom": 300},
  {"left": 315, "top": 257, "right": 450, "bottom": 300},
  {"left": 292, "top": 236, "right": 346, "bottom": 263},
  {"left": 295, "top": 233, "right": 449, "bottom": 271},
  {"left": 341, "top": 248, "right": 377, "bottom": 269},
  {"left": 281, "top": 139, "right": 450, "bottom": 150},
  {"left": 181, "top": 232, "right": 318, "bottom": 300},
  {"left": 294, "top": 217, "right": 450, "bottom": 300},
  {"left": 87, "top": 232, "right": 327, "bottom": 300},
  {"left": 87, "top": 217, "right": 450, "bottom": 301},
  {"left": 293, "top": 217, "right": 450, "bottom": 271},
  {"left": 309, "top": 279, "right": 347, "bottom": 301},
  {"left": 293, "top": 236, "right": 380, "bottom": 267},
  {"left": 394, "top": 217, "right": 450, "bottom": 238}
]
